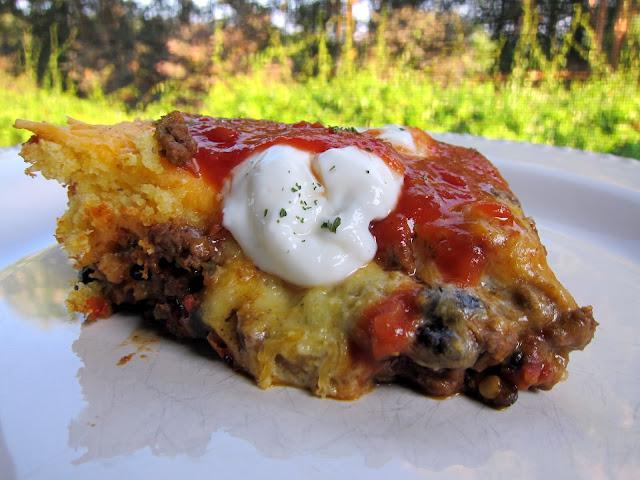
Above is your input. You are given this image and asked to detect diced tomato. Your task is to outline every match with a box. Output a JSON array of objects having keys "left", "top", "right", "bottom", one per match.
[
  {"left": 518, "top": 362, "right": 543, "bottom": 390},
  {"left": 357, "top": 290, "right": 419, "bottom": 361},
  {"left": 509, "top": 346, "right": 553, "bottom": 390},
  {"left": 86, "top": 296, "right": 110, "bottom": 321},
  {"left": 183, "top": 294, "right": 197, "bottom": 313}
]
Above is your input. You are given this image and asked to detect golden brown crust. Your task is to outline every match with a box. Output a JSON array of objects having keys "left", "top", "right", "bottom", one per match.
[{"left": 16, "top": 117, "right": 221, "bottom": 264}]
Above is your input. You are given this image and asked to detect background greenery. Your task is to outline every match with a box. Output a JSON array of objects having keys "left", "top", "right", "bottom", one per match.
[{"left": 2, "top": 0, "right": 639, "bottom": 159}]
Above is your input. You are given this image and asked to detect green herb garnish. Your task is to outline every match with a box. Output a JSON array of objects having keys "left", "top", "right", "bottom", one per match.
[
  {"left": 321, "top": 217, "right": 342, "bottom": 233},
  {"left": 328, "top": 126, "right": 359, "bottom": 134}
]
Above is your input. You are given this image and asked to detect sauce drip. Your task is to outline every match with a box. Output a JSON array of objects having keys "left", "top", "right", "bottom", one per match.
[{"left": 183, "top": 115, "right": 517, "bottom": 287}]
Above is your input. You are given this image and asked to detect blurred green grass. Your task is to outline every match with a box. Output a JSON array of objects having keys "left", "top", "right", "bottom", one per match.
[{"left": 3, "top": 69, "right": 639, "bottom": 159}]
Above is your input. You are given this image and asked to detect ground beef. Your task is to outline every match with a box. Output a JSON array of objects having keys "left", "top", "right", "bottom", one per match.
[
  {"left": 543, "top": 306, "right": 596, "bottom": 350},
  {"left": 379, "top": 356, "right": 467, "bottom": 398},
  {"left": 148, "top": 224, "right": 220, "bottom": 271},
  {"left": 85, "top": 223, "right": 222, "bottom": 338},
  {"left": 154, "top": 111, "right": 197, "bottom": 167}
]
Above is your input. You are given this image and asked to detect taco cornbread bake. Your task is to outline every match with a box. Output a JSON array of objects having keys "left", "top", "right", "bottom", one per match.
[{"left": 15, "top": 113, "right": 596, "bottom": 408}]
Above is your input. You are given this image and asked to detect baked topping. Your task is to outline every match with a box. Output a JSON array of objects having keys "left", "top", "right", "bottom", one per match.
[{"left": 179, "top": 116, "right": 519, "bottom": 288}]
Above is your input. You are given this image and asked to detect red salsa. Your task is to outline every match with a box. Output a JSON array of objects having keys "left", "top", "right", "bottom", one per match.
[
  {"left": 182, "top": 115, "right": 517, "bottom": 288},
  {"left": 185, "top": 115, "right": 404, "bottom": 190},
  {"left": 370, "top": 141, "right": 515, "bottom": 287}
]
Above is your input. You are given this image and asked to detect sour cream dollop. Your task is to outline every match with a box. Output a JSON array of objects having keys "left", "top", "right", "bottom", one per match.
[
  {"left": 222, "top": 144, "right": 404, "bottom": 286},
  {"left": 366, "top": 124, "right": 418, "bottom": 154}
]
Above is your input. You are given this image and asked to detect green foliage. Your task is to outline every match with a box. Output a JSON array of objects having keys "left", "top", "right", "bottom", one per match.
[
  {"left": 0, "top": 76, "right": 140, "bottom": 146},
  {"left": 3, "top": 66, "right": 638, "bottom": 160},
  {"left": 187, "top": 65, "right": 639, "bottom": 159}
]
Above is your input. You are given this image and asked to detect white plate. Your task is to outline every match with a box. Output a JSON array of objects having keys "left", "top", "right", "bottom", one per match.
[{"left": 1, "top": 138, "right": 639, "bottom": 480}]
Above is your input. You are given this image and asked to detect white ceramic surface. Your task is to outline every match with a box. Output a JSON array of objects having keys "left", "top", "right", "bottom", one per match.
[{"left": 1, "top": 138, "right": 639, "bottom": 479}]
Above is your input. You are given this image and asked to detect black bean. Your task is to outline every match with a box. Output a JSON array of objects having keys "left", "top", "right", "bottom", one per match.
[
  {"left": 78, "top": 266, "right": 95, "bottom": 284},
  {"left": 509, "top": 351, "right": 524, "bottom": 368},
  {"left": 411, "top": 286, "right": 484, "bottom": 368},
  {"left": 188, "top": 270, "right": 204, "bottom": 293},
  {"left": 417, "top": 323, "right": 456, "bottom": 355}
]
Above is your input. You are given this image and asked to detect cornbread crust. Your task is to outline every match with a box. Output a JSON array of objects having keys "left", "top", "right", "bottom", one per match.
[{"left": 15, "top": 116, "right": 596, "bottom": 408}]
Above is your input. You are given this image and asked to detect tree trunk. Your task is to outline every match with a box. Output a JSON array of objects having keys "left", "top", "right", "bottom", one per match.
[
  {"left": 595, "top": 0, "right": 608, "bottom": 54},
  {"left": 611, "top": 0, "right": 631, "bottom": 68},
  {"left": 345, "top": 0, "right": 355, "bottom": 49},
  {"left": 339, "top": 0, "right": 356, "bottom": 73}
]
